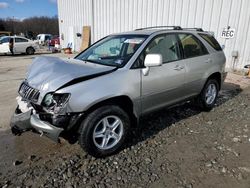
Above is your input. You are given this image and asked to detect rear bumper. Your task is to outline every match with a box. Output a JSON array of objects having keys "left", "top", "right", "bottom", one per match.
[{"left": 10, "top": 108, "right": 63, "bottom": 142}]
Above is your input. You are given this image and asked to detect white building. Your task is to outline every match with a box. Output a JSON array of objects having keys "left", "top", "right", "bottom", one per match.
[{"left": 57, "top": 0, "right": 250, "bottom": 70}]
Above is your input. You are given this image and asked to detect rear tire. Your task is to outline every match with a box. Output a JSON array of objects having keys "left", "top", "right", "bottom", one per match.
[
  {"left": 26, "top": 47, "right": 35, "bottom": 55},
  {"left": 196, "top": 79, "right": 219, "bottom": 111},
  {"left": 78, "top": 105, "right": 130, "bottom": 158}
]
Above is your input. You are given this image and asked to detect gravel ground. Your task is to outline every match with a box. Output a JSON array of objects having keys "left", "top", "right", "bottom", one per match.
[
  {"left": 1, "top": 54, "right": 250, "bottom": 188},
  {"left": 1, "top": 82, "right": 250, "bottom": 188}
]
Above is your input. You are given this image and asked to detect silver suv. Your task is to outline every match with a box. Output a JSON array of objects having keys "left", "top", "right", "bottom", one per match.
[{"left": 11, "top": 26, "right": 226, "bottom": 157}]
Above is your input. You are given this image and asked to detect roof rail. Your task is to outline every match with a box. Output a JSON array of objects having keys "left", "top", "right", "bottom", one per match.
[
  {"left": 135, "top": 26, "right": 182, "bottom": 31},
  {"left": 182, "top": 28, "right": 204, "bottom": 32}
]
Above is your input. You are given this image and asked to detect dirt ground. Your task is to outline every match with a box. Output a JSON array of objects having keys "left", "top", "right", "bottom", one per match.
[{"left": 0, "top": 53, "right": 250, "bottom": 188}]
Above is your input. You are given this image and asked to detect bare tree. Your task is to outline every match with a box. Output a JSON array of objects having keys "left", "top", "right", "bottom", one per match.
[
  {"left": 0, "top": 19, "right": 5, "bottom": 30},
  {"left": 0, "top": 16, "right": 59, "bottom": 38}
]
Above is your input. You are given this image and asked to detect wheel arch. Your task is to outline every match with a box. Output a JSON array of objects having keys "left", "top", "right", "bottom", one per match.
[
  {"left": 206, "top": 72, "right": 221, "bottom": 90},
  {"left": 84, "top": 95, "right": 138, "bottom": 128},
  {"left": 26, "top": 46, "right": 35, "bottom": 53}
]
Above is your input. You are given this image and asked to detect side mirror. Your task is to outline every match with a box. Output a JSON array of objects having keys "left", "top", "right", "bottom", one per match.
[
  {"left": 144, "top": 54, "right": 163, "bottom": 67},
  {"left": 143, "top": 54, "right": 163, "bottom": 76}
]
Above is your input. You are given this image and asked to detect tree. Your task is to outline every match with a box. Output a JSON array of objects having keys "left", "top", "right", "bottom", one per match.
[
  {"left": 0, "top": 16, "right": 59, "bottom": 37},
  {"left": 0, "top": 19, "right": 5, "bottom": 30}
]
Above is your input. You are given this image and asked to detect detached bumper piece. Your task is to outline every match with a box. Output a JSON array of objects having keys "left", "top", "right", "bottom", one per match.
[{"left": 10, "top": 107, "right": 63, "bottom": 142}]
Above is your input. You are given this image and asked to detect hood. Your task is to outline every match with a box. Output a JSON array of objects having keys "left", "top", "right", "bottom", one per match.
[{"left": 26, "top": 56, "right": 116, "bottom": 93}]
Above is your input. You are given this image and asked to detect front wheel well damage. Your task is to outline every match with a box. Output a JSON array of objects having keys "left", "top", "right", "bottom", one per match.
[
  {"left": 85, "top": 96, "right": 138, "bottom": 128},
  {"left": 63, "top": 96, "right": 138, "bottom": 144}
]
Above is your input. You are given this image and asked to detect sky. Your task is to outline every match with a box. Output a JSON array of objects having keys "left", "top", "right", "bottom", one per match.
[{"left": 0, "top": 0, "right": 58, "bottom": 20}]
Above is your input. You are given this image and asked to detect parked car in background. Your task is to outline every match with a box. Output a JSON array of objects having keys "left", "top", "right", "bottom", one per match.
[
  {"left": 36, "top": 34, "right": 52, "bottom": 45},
  {"left": 10, "top": 26, "right": 226, "bottom": 157},
  {"left": 0, "top": 31, "right": 11, "bottom": 37},
  {"left": 0, "top": 36, "right": 38, "bottom": 55},
  {"left": 49, "top": 35, "right": 60, "bottom": 46}
]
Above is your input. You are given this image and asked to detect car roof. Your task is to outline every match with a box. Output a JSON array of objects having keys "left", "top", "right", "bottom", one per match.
[
  {"left": 0, "top": 36, "right": 30, "bottom": 41},
  {"left": 112, "top": 26, "right": 210, "bottom": 36},
  {"left": 116, "top": 29, "right": 159, "bottom": 36},
  {"left": 11, "top": 36, "right": 29, "bottom": 39}
]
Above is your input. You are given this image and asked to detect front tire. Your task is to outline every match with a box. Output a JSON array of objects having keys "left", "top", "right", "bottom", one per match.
[
  {"left": 26, "top": 47, "right": 35, "bottom": 55},
  {"left": 78, "top": 105, "right": 130, "bottom": 157},
  {"left": 197, "top": 79, "right": 219, "bottom": 111}
]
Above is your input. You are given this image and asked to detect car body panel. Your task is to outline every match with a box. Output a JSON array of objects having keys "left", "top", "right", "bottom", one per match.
[
  {"left": 182, "top": 54, "right": 213, "bottom": 97},
  {"left": 57, "top": 68, "right": 141, "bottom": 117},
  {"left": 10, "top": 108, "right": 63, "bottom": 142},
  {"left": 26, "top": 56, "right": 116, "bottom": 104},
  {"left": 0, "top": 41, "right": 10, "bottom": 53},
  {"left": 141, "top": 60, "right": 186, "bottom": 114}
]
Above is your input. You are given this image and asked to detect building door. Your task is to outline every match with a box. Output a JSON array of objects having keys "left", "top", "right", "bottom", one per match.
[{"left": 68, "top": 26, "right": 75, "bottom": 51}]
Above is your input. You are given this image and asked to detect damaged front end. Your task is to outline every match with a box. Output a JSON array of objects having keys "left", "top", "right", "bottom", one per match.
[{"left": 10, "top": 81, "right": 82, "bottom": 142}]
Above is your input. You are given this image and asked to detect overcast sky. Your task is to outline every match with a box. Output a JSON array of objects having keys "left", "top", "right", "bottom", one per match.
[{"left": 0, "top": 0, "right": 58, "bottom": 20}]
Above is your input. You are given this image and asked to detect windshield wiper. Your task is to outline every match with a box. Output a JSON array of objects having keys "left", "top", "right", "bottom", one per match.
[
  {"left": 81, "top": 58, "right": 119, "bottom": 68},
  {"left": 81, "top": 59, "right": 98, "bottom": 64}
]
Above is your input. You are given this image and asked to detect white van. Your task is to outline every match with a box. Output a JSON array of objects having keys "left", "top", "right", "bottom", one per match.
[{"left": 36, "top": 34, "right": 52, "bottom": 45}]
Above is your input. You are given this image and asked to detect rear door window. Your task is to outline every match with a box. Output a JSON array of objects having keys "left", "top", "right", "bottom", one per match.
[
  {"left": 15, "top": 38, "right": 28, "bottom": 43},
  {"left": 198, "top": 33, "right": 222, "bottom": 51},
  {"left": 178, "top": 34, "right": 208, "bottom": 58}
]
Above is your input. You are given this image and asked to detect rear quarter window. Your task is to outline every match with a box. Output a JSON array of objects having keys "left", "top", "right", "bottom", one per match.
[{"left": 199, "top": 33, "right": 222, "bottom": 51}]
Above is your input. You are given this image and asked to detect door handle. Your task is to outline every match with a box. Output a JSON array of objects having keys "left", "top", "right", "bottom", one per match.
[
  {"left": 173, "top": 65, "right": 184, "bottom": 70},
  {"left": 205, "top": 59, "right": 212, "bottom": 63}
]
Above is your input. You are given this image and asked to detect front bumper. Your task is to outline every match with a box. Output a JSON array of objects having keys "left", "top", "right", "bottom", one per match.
[{"left": 10, "top": 107, "right": 63, "bottom": 142}]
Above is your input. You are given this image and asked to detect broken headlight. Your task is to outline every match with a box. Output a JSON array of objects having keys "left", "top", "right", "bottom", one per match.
[
  {"left": 43, "top": 93, "right": 54, "bottom": 107},
  {"left": 42, "top": 93, "right": 70, "bottom": 112}
]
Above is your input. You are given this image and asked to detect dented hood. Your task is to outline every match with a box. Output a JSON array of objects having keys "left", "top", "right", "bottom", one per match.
[{"left": 26, "top": 56, "right": 115, "bottom": 93}]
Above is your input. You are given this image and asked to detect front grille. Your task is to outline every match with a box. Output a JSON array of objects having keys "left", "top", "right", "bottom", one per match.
[{"left": 18, "top": 82, "right": 40, "bottom": 102}]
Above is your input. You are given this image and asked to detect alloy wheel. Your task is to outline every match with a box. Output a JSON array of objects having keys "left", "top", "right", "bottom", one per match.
[
  {"left": 92, "top": 115, "right": 124, "bottom": 150},
  {"left": 205, "top": 83, "right": 217, "bottom": 105}
]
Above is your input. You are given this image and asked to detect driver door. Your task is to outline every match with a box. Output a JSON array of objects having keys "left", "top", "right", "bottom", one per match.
[{"left": 140, "top": 34, "right": 186, "bottom": 114}]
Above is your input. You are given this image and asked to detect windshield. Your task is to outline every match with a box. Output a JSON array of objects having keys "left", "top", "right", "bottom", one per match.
[
  {"left": 76, "top": 35, "right": 148, "bottom": 67},
  {"left": 0, "top": 37, "right": 10, "bottom": 44}
]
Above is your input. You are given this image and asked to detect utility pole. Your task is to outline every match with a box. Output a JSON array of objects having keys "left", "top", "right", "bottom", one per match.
[{"left": 12, "top": 16, "right": 15, "bottom": 34}]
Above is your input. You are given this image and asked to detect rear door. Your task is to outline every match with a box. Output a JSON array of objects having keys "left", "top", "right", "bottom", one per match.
[
  {"left": 140, "top": 33, "right": 186, "bottom": 114},
  {"left": 177, "top": 33, "right": 211, "bottom": 97},
  {"left": 14, "top": 37, "right": 29, "bottom": 53}
]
